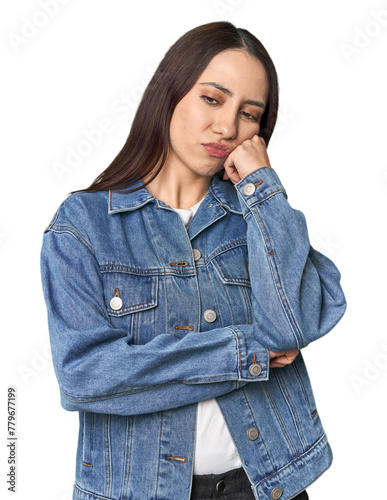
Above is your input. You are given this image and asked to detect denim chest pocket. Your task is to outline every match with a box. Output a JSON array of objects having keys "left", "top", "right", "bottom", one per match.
[
  {"left": 209, "top": 243, "right": 252, "bottom": 324},
  {"left": 211, "top": 243, "right": 251, "bottom": 287},
  {"left": 101, "top": 265, "right": 159, "bottom": 344},
  {"left": 100, "top": 269, "right": 159, "bottom": 344},
  {"left": 101, "top": 270, "right": 158, "bottom": 317}
]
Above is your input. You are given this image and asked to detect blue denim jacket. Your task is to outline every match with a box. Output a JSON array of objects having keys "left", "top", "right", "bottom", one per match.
[{"left": 40, "top": 167, "right": 346, "bottom": 500}]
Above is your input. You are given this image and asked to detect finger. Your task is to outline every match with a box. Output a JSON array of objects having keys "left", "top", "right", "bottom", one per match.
[
  {"left": 222, "top": 154, "right": 233, "bottom": 171},
  {"left": 223, "top": 163, "right": 241, "bottom": 184},
  {"left": 274, "top": 355, "right": 293, "bottom": 365},
  {"left": 268, "top": 350, "right": 286, "bottom": 359},
  {"left": 271, "top": 354, "right": 297, "bottom": 367}
]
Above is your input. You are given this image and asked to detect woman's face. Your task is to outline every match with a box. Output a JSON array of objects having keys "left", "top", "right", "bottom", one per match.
[{"left": 166, "top": 49, "right": 270, "bottom": 179}]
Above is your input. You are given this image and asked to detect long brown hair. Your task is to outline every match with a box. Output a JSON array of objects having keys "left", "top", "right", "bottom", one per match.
[{"left": 73, "top": 21, "right": 279, "bottom": 194}]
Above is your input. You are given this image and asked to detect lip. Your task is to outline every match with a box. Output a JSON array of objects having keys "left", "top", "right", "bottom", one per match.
[{"left": 202, "top": 143, "right": 232, "bottom": 159}]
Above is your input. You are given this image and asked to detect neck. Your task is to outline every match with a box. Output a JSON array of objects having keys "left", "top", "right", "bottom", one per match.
[{"left": 143, "top": 164, "right": 212, "bottom": 210}]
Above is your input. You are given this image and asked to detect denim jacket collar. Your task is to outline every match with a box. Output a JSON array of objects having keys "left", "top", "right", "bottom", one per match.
[{"left": 108, "top": 174, "right": 243, "bottom": 216}]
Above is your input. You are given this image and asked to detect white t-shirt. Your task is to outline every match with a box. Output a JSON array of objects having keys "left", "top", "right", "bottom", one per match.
[{"left": 171, "top": 198, "right": 243, "bottom": 475}]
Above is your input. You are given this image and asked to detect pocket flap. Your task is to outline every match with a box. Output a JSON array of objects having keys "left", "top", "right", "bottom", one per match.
[
  {"left": 101, "top": 271, "right": 158, "bottom": 317},
  {"left": 212, "top": 244, "right": 250, "bottom": 286}
]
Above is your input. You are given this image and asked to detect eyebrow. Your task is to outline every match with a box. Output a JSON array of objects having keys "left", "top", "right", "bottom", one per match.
[{"left": 198, "top": 81, "right": 266, "bottom": 110}]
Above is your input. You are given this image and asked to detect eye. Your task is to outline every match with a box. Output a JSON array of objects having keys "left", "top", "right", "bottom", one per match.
[
  {"left": 200, "top": 95, "right": 219, "bottom": 105},
  {"left": 241, "top": 111, "right": 259, "bottom": 123}
]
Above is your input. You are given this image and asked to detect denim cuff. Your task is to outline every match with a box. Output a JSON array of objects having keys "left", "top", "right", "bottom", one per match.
[
  {"left": 234, "top": 167, "right": 287, "bottom": 214},
  {"left": 226, "top": 325, "right": 269, "bottom": 382}
]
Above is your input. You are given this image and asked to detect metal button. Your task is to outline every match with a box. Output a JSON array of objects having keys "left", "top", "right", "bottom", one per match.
[
  {"left": 110, "top": 296, "right": 123, "bottom": 310},
  {"left": 271, "top": 487, "right": 283, "bottom": 499},
  {"left": 247, "top": 427, "right": 259, "bottom": 441},
  {"left": 193, "top": 249, "right": 201, "bottom": 261},
  {"left": 249, "top": 363, "right": 262, "bottom": 377},
  {"left": 216, "top": 480, "right": 225, "bottom": 492},
  {"left": 243, "top": 183, "right": 256, "bottom": 195},
  {"left": 203, "top": 309, "right": 217, "bottom": 322}
]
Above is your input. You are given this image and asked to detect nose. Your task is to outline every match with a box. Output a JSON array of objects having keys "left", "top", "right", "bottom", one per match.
[{"left": 212, "top": 107, "right": 238, "bottom": 140}]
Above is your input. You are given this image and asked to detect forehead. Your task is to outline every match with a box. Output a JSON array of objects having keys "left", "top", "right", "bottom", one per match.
[{"left": 197, "top": 49, "right": 269, "bottom": 101}]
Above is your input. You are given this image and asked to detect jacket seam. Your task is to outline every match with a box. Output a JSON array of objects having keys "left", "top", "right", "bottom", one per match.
[
  {"left": 61, "top": 384, "right": 178, "bottom": 402},
  {"left": 120, "top": 416, "right": 132, "bottom": 500},
  {"left": 256, "top": 433, "right": 327, "bottom": 487},
  {"left": 74, "top": 483, "right": 113, "bottom": 500},
  {"left": 225, "top": 326, "right": 242, "bottom": 380},
  {"left": 104, "top": 415, "right": 112, "bottom": 497},
  {"left": 241, "top": 286, "right": 253, "bottom": 323},
  {"left": 206, "top": 238, "right": 247, "bottom": 264},
  {"left": 241, "top": 387, "right": 275, "bottom": 470},
  {"left": 212, "top": 258, "right": 250, "bottom": 287},
  {"left": 248, "top": 189, "right": 286, "bottom": 206},
  {"left": 292, "top": 362, "right": 312, "bottom": 414},
  {"left": 274, "top": 370, "right": 307, "bottom": 452},
  {"left": 154, "top": 411, "right": 163, "bottom": 498},
  {"left": 47, "top": 224, "right": 95, "bottom": 255},
  {"left": 181, "top": 374, "right": 239, "bottom": 384},
  {"left": 205, "top": 270, "right": 223, "bottom": 328},
  {"left": 61, "top": 376, "right": 240, "bottom": 403},
  {"left": 218, "top": 272, "right": 235, "bottom": 325},
  {"left": 262, "top": 384, "right": 297, "bottom": 458},
  {"left": 209, "top": 186, "right": 243, "bottom": 215}
]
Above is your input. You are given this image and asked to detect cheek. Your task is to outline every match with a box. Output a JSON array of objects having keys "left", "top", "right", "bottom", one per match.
[
  {"left": 180, "top": 96, "right": 209, "bottom": 129},
  {"left": 170, "top": 95, "right": 210, "bottom": 147},
  {"left": 169, "top": 112, "right": 188, "bottom": 150},
  {"left": 238, "top": 123, "right": 261, "bottom": 143},
  {"left": 171, "top": 107, "right": 192, "bottom": 138}
]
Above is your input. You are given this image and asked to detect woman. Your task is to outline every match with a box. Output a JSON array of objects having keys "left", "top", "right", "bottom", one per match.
[{"left": 40, "top": 22, "right": 346, "bottom": 500}]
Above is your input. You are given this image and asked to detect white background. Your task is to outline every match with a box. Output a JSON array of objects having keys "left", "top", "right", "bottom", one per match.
[{"left": 1, "top": 1, "right": 386, "bottom": 498}]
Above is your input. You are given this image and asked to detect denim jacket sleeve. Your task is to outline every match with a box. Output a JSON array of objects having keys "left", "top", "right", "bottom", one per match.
[
  {"left": 40, "top": 166, "right": 346, "bottom": 416},
  {"left": 40, "top": 217, "right": 270, "bottom": 416},
  {"left": 234, "top": 166, "right": 347, "bottom": 351}
]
